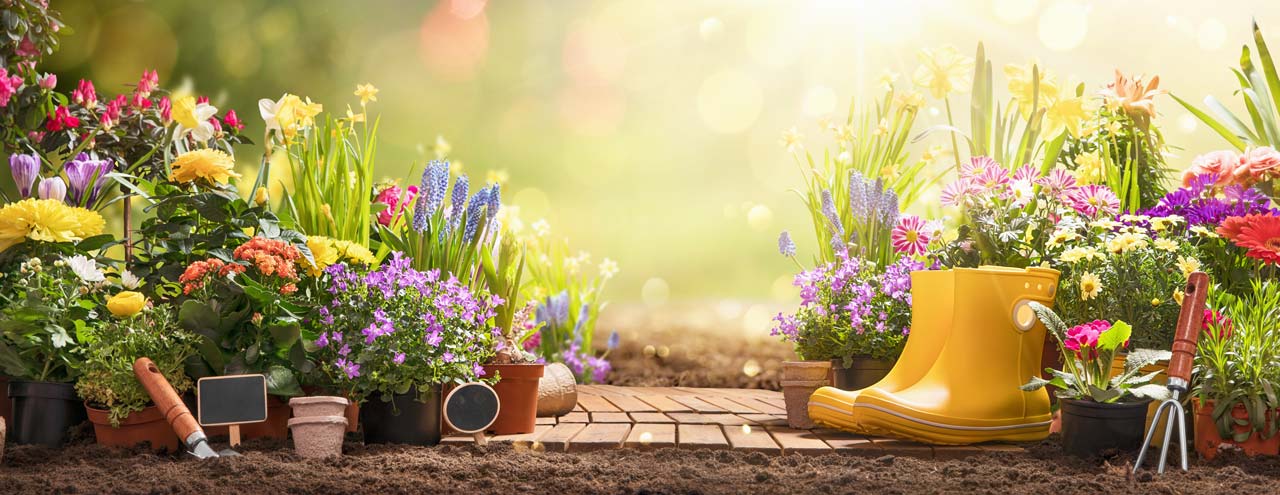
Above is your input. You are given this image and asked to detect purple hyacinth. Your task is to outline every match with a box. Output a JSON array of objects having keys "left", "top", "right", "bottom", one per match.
[
  {"left": 9, "top": 153, "right": 39, "bottom": 198},
  {"left": 449, "top": 174, "right": 469, "bottom": 228},
  {"left": 607, "top": 330, "right": 620, "bottom": 350},
  {"left": 777, "top": 231, "right": 797, "bottom": 257},
  {"left": 463, "top": 186, "right": 490, "bottom": 242},
  {"left": 537, "top": 292, "right": 570, "bottom": 329}
]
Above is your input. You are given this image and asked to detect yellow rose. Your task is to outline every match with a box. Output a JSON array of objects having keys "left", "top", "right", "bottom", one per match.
[{"left": 106, "top": 291, "right": 147, "bottom": 318}]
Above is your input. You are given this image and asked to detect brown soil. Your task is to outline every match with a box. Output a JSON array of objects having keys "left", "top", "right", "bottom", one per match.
[
  {"left": 599, "top": 302, "right": 792, "bottom": 389},
  {"left": 3, "top": 436, "right": 1277, "bottom": 494}
]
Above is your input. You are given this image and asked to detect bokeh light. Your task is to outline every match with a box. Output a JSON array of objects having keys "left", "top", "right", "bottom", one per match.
[
  {"left": 697, "top": 69, "right": 763, "bottom": 134},
  {"left": 1038, "top": 1, "right": 1089, "bottom": 51}
]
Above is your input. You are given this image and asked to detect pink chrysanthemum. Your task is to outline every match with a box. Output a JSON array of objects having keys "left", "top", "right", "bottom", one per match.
[
  {"left": 976, "top": 165, "right": 1011, "bottom": 191},
  {"left": 960, "top": 156, "right": 999, "bottom": 181},
  {"left": 940, "top": 178, "right": 981, "bottom": 207},
  {"left": 891, "top": 215, "right": 931, "bottom": 256},
  {"left": 1065, "top": 184, "right": 1121, "bottom": 218}
]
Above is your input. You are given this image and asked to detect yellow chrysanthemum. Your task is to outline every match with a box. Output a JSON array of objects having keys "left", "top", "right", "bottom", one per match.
[
  {"left": 170, "top": 149, "right": 241, "bottom": 185},
  {"left": 301, "top": 235, "right": 341, "bottom": 277},
  {"left": 334, "top": 239, "right": 375, "bottom": 265},
  {"left": 0, "top": 199, "right": 106, "bottom": 253},
  {"left": 1079, "top": 272, "right": 1102, "bottom": 301}
]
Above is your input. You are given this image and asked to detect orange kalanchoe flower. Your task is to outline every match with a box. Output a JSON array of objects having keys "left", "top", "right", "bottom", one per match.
[
  {"left": 233, "top": 236, "right": 301, "bottom": 281},
  {"left": 1099, "top": 69, "right": 1166, "bottom": 119},
  {"left": 178, "top": 258, "right": 244, "bottom": 295}
]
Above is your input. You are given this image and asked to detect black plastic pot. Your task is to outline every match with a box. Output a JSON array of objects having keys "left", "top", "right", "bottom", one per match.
[
  {"left": 830, "top": 357, "right": 894, "bottom": 391},
  {"left": 1060, "top": 398, "right": 1151, "bottom": 457},
  {"left": 7, "top": 380, "right": 88, "bottom": 447},
  {"left": 360, "top": 384, "right": 442, "bottom": 446}
]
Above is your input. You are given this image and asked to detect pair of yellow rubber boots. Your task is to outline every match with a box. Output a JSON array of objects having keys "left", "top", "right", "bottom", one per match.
[{"left": 808, "top": 266, "right": 1060, "bottom": 445}]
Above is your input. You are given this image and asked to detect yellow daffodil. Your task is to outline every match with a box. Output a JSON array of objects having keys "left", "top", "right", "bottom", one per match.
[
  {"left": 780, "top": 127, "right": 804, "bottom": 153},
  {"left": 1154, "top": 238, "right": 1178, "bottom": 252},
  {"left": 912, "top": 46, "right": 974, "bottom": 99},
  {"left": 1079, "top": 272, "right": 1102, "bottom": 301},
  {"left": 106, "top": 291, "right": 147, "bottom": 318},
  {"left": 532, "top": 219, "right": 550, "bottom": 237},
  {"left": 873, "top": 118, "right": 889, "bottom": 136},
  {"left": 1177, "top": 256, "right": 1201, "bottom": 278},
  {"left": 0, "top": 198, "right": 105, "bottom": 253},
  {"left": 1074, "top": 150, "right": 1104, "bottom": 184},
  {"left": 170, "top": 149, "right": 241, "bottom": 185},
  {"left": 485, "top": 169, "right": 510, "bottom": 185},
  {"left": 172, "top": 96, "right": 219, "bottom": 142},
  {"left": 1043, "top": 95, "right": 1087, "bottom": 138},
  {"left": 259, "top": 93, "right": 323, "bottom": 142},
  {"left": 354, "top": 83, "right": 379, "bottom": 106},
  {"left": 894, "top": 90, "right": 924, "bottom": 110},
  {"left": 431, "top": 134, "right": 452, "bottom": 159},
  {"left": 1004, "top": 62, "right": 1059, "bottom": 117},
  {"left": 345, "top": 105, "right": 365, "bottom": 123},
  {"left": 878, "top": 69, "right": 899, "bottom": 89}
]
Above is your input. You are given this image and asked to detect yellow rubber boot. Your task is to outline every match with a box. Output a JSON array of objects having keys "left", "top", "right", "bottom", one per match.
[
  {"left": 847, "top": 266, "right": 1060, "bottom": 444},
  {"left": 808, "top": 269, "right": 955, "bottom": 433}
]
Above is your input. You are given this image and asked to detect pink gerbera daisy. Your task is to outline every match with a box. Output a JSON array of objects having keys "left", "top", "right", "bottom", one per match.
[
  {"left": 1011, "top": 164, "right": 1040, "bottom": 183},
  {"left": 1065, "top": 184, "right": 1121, "bottom": 218},
  {"left": 976, "top": 165, "right": 1011, "bottom": 191},
  {"left": 1034, "top": 167, "right": 1077, "bottom": 198},
  {"left": 940, "top": 178, "right": 981, "bottom": 207},
  {"left": 891, "top": 215, "right": 931, "bottom": 256},
  {"left": 960, "top": 156, "right": 999, "bottom": 181}
]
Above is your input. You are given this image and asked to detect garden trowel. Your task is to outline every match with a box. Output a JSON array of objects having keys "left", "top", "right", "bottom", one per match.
[{"left": 133, "top": 357, "right": 239, "bottom": 459}]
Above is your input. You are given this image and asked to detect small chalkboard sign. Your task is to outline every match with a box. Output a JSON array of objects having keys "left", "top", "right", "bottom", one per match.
[
  {"left": 443, "top": 383, "right": 500, "bottom": 445},
  {"left": 197, "top": 374, "right": 267, "bottom": 447}
]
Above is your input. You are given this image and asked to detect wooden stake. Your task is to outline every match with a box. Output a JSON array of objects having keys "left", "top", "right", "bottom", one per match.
[
  {"left": 229, "top": 424, "right": 241, "bottom": 448},
  {"left": 122, "top": 195, "right": 133, "bottom": 264}
]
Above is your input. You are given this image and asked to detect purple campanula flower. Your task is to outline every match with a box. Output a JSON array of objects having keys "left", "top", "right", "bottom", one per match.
[
  {"left": 586, "top": 356, "right": 611, "bottom": 383},
  {"left": 315, "top": 332, "right": 330, "bottom": 349},
  {"left": 443, "top": 352, "right": 455, "bottom": 363},
  {"left": 473, "top": 363, "right": 485, "bottom": 377},
  {"left": 9, "top": 153, "right": 39, "bottom": 198},
  {"left": 393, "top": 352, "right": 406, "bottom": 365}
]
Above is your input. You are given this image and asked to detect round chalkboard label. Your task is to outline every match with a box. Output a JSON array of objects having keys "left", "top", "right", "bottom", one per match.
[{"left": 443, "top": 382, "right": 500, "bottom": 433}]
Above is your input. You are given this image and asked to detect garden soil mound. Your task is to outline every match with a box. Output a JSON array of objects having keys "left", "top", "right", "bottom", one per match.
[{"left": 3, "top": 437, "right": 1278, "bottom": 494}]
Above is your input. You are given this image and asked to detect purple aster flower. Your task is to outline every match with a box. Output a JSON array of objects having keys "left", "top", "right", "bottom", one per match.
[
  {"left": 777, "top": 231, "right": 797, "bottom": 257},
  {"left": 9, "top": 153, "right": 39, "bottom": 198}
]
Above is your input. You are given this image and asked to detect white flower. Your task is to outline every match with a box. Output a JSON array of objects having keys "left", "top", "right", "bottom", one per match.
[
  {"left": 532, "top": 219, "right": 551, "bottom": 237},
  {"left": 174, "top": 96, "right": 219, "bottom": 142},
  {"left": 65, "top": 255, "right": 104, "bottom": 283},
  {"left": 120, "top": 270, "right": 142, "bottom": 289},
  {"left": 599, "top": 258, "right": 619, "bottom": 279}
]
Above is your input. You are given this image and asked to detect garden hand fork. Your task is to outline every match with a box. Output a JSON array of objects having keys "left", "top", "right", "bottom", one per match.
[{"left": 1134, "top": 271, "right": 1209, "bottom": 474}]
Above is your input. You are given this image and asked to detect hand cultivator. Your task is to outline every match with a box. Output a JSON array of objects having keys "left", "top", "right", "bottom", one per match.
[{"left": 1134, "top": 271, "right": 1209, "bottom": 474}]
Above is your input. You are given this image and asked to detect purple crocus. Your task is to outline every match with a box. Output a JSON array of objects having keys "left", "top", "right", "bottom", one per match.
[
  {"left": 37, "top": 177, "right": 66, "bottom": 201},
  {"left": 64, "top": 153, "right": 110, "bottom": 206},
  {"left": 9, "top": 153, "right": 39, "bottom": 198}
]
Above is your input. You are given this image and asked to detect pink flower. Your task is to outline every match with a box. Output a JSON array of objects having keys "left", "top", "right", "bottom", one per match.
[
  {"left": 891, "top": 214, "right": 931, "bottom": 256},
  {"left": 45, "top": 106, "right": 80, "bottom": 131},
  {"left": 940, "top": 178, "right": 981, "bottom": 207},
  {"left": 196, "top": 95, "right": 210, "bottom": 105},
  {"left": 1182, "top": 150, "right": 1241, "bottom": 188},
  {"left": 136, "top": 69, "right": 159, "bottom": 97},
  {"left": 1238, "top": 146, "right": 1280, "bottom": 183},
  {"left": 37, "top": 73, "right": 56, "bottom": 90},
  {"left": 223, "top": 109, "right": 244, "bottom": 131},
  {"left": 1064, "top": 320, "right": 1110, "bottom": 360},
  {"left": 1011, "top": 164, "right": 1039, "bottom": 183},
  {"left": 1065, "top": 184, "right": 1120, "bottom": 218},
  {"left": 158, "top": 96, "right": 172, "bottom": 122},
  {"left": 1034, "top": 167, "right": 1077, "bottom": 199},
  {"left": 72, "top": 79, "right": 98, "bottom": 107},
  {"left": 375, "top": 184, "right": 420, "bottom": 226},
  {"left": 1202, "top": 309, "right": 1233, "bottom": 340},
  {"left": 0, "top": 67, "right": 23, "bottom": 107},
  {"left": 15, "top": 37, "right": 38, "bottom": 58},
  {"left": 975, "top": 165, "right": 1010, "bottom": 191},
  {"left": 130, "top": 92, "right": 152, "bottom": 109},
  {"left": 102, "top": 96, "right": 124, "bottom": 129},
  {"left": 961, "top": 156, "right": 999, "bottom": 181}
]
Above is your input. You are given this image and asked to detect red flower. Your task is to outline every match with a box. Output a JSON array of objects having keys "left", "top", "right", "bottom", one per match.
[
  {"left": 136, "top": 69, "right": 159, "bottom": 97},
  {"left": 45, "top": 106, "right": 80, "bottom": 131},
  {"left": 72, "top": 79, "right": 97, "bottom": 107},
  {"left": 1202, "top": 309, "right": 1234, "bottom": 340},
  {"left": 158, "top": 96, "right": 172, "bottom": 123},
  {"left": 1221, "top": 214, "right": 1280, "bottom": 264},
  {"left": 196, "top": 95, "right": 210, "bottom": 105},
  {"left": 223, "top": 109, "right": 244, "bottom": 131}
]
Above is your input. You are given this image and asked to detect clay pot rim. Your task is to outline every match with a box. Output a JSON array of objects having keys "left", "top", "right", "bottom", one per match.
[
  {"left": 84, "top": 402, "right": 167, "bottom": 426},
  {"left": 781, "top": 379, "right": 829, "bottom": 387},
  {"left": 289, "top": 396, "right": 350, "bottom": 408},
  {"left": 484, "top": 362, "right": 546, "bottom": 380},
  {"left": 782, "top": 360, "right": 833, "bottom": 368},
  {"left": 288, "top": 415, "right": 348, "bottom": 428}
]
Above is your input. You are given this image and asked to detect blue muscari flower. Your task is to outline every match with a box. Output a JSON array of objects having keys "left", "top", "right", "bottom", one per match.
[
  {"left": 607, "top": 330, "right": 620, "bottom": 350},
  {"left": 879, "top": 187, "right": 899, "bottom": 226},
  {"left": 463, "top": 187, "right": 490, "bottom": 242},
  {"left": 487, "top": 183, "right": 501, "bottom": 223},
  {"left": 536, "top": 291, "right": 570, "bottom": 329},
  {"left": 426, "top": 161, "right": 449, "bottom": 212},
  {"left": 412, "top": 167, "right": 433, "bottom": 232},
  {"left": 821, "top": 189, "right": 844, "bottom": 239},
  {"left": 777, "top": 231, "right": 797, "bottom": 257},
  {"left": 571, "top": 303, "right": 590, "bottom": 337},
  {"left": 449, "top": 174, "right": 469, "bottom": 229},
  {"left": 848, "top": 170, "right": 869, "bottom": 223}
]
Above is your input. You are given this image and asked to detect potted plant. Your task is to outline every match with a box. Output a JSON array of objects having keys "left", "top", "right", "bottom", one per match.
[
  {"left": 481, "top": 237, "right": 545, "bottom": 435},
  {"left": 0, "top": 251, "right": 108, "bottom": 447},
  {"left": 312, "top": 254, "right": 499, "bottom": 446},
  {"left": 1192, "top": 280, "right": 1280, "bottom": 459},
  {"left": 76, "top": 299, "right": 197, "bottom": 452},
  {"left": 1022, "top": 303, "right": 1171, "bottom": 457}
]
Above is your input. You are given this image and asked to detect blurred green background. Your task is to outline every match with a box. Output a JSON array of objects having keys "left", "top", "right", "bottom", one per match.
[{"left": 42, "top": 0, "right": 1280, "bottom": 318}]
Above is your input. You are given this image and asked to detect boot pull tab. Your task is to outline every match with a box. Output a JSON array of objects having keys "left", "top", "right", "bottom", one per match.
[{"left": 1012, "top": 300, "right": 1038, "bottom": 332}]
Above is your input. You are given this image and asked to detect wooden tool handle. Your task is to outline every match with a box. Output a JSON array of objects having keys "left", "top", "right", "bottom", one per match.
[
  {"left": 133, "top": 357, "right": 202, "bottom": 441},
  {"left": 1168, "top": 272, "right": 1210, "bottom": 385}
]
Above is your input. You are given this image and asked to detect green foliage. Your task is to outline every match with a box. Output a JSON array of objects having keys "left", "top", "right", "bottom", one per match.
[
  {"left": 483, "top": 235, "right": 539, "bottom": 364},
  {"left": 0, "top": 257, "right": 101, "bottom": 382},
  {"left": 1059, "top": 105, "right": 1171, "bottom": 212},
  {"left": 1021, "top": 303, "right": 1171, "bottom": 403},
  {"left": 1177, "top": 20, "right": 1280, "bottom": 151},
  {"left": 378, "top": 164, "right": 498, "bottom": 288},
  {"left": 75, "top": 304, "right": 197, "bottom": 426},
  {"left": 522, "top": 229, "right": 614, "bottom": 383},
  {"left": 278, "top": 114, "right": 378, "bottom": 247},
  {"left": 961, "top": 42, "right": 1064, "bottom": 176},
  {"left": 1193, "top": 281, "right": 1280, "bottom": 442}
]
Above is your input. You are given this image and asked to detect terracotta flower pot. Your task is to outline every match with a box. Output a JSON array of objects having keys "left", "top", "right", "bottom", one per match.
[
  {"left": 85, "top": 403, "right": 180, "bottom": 452},
  {"left": 1194, "top": 399, "right": 1280, "bottom": 460},
  {"left": 344, "top": 401, "right": 359, "bottom": 433},
  {"left": 484, "top": 363, "right": 544, "bottom": 435},
  {"left": 781, "top": 360, "right": 832, "bottom": 429},
  {"left": 536, "top": 362, "right": 578, "bottom": 417},
  {"left": 289, "top": 396, "right": 349, "bottom": 418},
  {"left": 288, "top": 415, "right": 347, "bottom": 458}
]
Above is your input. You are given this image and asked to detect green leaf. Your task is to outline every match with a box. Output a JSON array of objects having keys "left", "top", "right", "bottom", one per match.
[
  {"left": 1127, "top": 384, "right": 1171, "bottom": 401},
  {"left": 265, "top": 365, "right": 302, "bottom": 397},
  {"left": 269, "top": 323, "right": 300, "bottom": 349},
  {"left": 1020, "top": 376, "right": 1051, "bottom": 391},
  {"left": 1096, "top": 320, "right": 1132, "bottom": 352},
  {"left": 1173, "top": 94, "right": 1249, "bottom": 150},
  {"left": 1088, "top": 384, "right": 1122, "bottom": 403},
  {"left": 0, "top": 340, "right": 31, "bottom": 377}
]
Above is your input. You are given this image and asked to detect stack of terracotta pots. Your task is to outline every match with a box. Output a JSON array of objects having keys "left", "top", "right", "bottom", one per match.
[
  {"left": 781, "top": 361, "right": 832, "bottom": 429},
  {"left": 288, "top": 397, "right": 349, "bottom": 458}
]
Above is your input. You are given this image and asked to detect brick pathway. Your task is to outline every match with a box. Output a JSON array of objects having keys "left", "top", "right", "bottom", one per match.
[{"left": 441, "top": 385, "right": 1026, "bottom": 458}]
